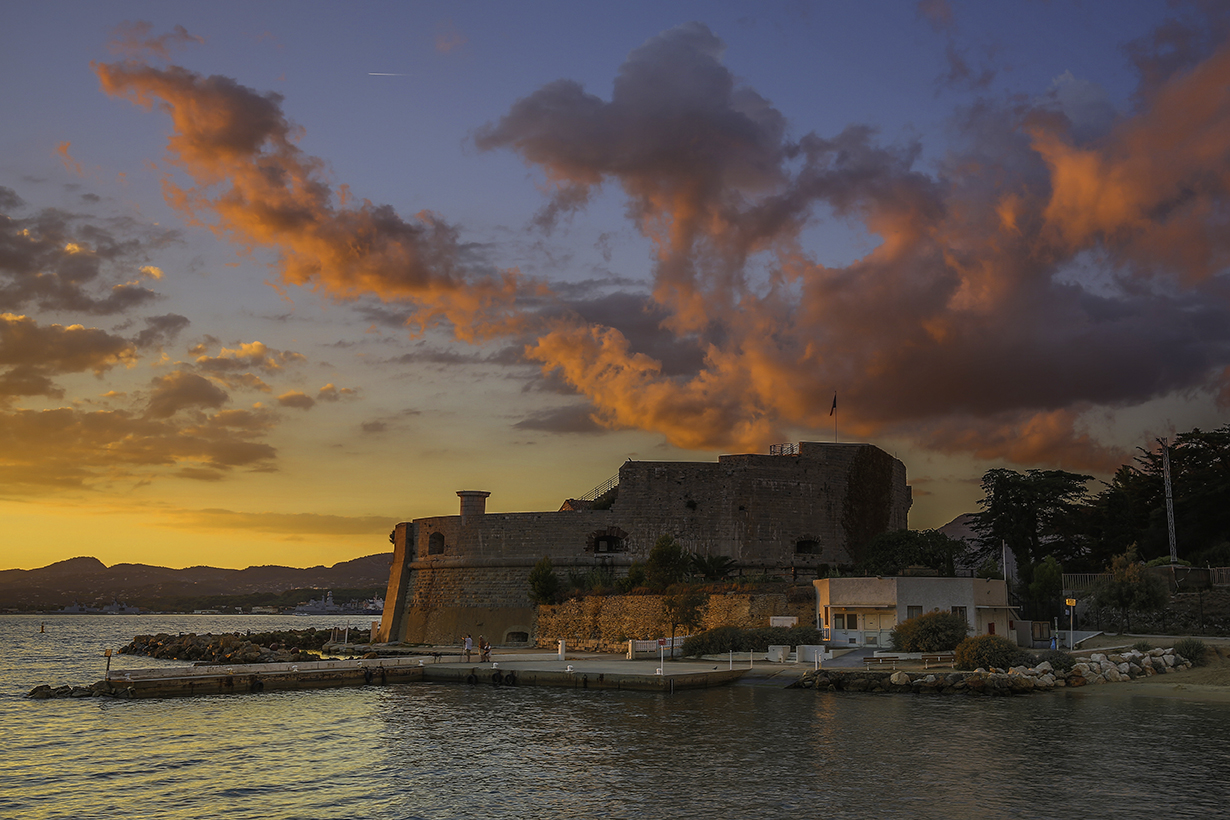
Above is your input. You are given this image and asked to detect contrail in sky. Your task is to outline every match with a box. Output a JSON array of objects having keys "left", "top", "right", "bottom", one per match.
[{"left": 368, "top": 72, "right": 405, "bottom": 76}]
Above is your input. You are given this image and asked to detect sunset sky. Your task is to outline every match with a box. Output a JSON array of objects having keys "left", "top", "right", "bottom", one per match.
[{"left": 4, "top": 1, "right": 1229, "bottom": 571}]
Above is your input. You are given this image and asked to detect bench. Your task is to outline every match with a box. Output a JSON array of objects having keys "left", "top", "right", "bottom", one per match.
[
  {"left": 863, "top": 655, "right": 901, "bottom": 668},
  {"left": 922, "top": 654, "right": 955, "bottom": 669}
]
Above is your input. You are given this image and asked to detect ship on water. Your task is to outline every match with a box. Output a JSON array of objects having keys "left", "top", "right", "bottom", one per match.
[{"left": 292, "top": 591, "right": 383, "bottom": 616}]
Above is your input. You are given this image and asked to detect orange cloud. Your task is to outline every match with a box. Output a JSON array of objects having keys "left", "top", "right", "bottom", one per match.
[
  {"left": 94, "top": 58, "right": 530, "bottom": 340},
  {"left": 277, "top": 390, "right": 314, "bottom": 409},
  {"left": 92, "top": 22, "right": 1230, "bottom": 476},
  {"left": 56, "top": 142, "right": 84, "bottom": 176}
]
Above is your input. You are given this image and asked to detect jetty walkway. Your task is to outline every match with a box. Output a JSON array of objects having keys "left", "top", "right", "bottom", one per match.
[{"left": 31, "top": 646, "right": 793, "bottom": 699}]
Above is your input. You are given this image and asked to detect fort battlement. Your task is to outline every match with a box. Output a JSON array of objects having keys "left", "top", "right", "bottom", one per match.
[{"left": 379, "top": 442, "right": 911, "bottom": 646}]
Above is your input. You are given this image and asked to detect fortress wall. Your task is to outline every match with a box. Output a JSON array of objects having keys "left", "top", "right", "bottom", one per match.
[
  {"left": 411, "top": 511, "right": 616, "bottom": 561},
  {"left": 380, "top": 442, "right": 910, "bottom": 646}
]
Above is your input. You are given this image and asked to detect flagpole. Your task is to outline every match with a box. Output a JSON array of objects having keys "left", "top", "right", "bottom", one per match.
[{"left": 830, "top": 392, "right": 837, "bottom": 443}]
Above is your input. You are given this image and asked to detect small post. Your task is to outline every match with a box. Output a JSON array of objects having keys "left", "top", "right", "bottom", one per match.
[
  {"left": 104, "top": 648, "right": 112, "bottom": 678},
  {"left": 1066, "top": 598, "right": 1076, "bottom": 649}
]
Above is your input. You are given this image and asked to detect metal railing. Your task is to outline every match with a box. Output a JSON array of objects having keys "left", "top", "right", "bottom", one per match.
[
  {"left": 769, "top": 442, "right": 798, "bottom": 456},
  {"left": 1062, "top": 573, "right": 1107, "bottom": 591},
  {"left": 579, "top": 472, "right": 619, "bottom": 502},
  {"left": 1212, "top": 567, "right": 1230, "bottom": 587}
]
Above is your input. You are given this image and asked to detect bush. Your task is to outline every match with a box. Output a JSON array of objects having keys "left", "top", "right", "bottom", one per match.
[
  {"left": 1173, "top": 638, "right": 1208, "bottom": 666},
  {"left": 1132, "top": 640, "right": 1153, "bottom": 653},
  {"left": 890, "top": 610, "right": 970, "bottom": 652},
  {"left": 1034, "top": 649, "right": 1076, "bottom": 673},
  {"left": 680, "top": 626, "right": 824, "bottom": 657},
  {"left": 954, "top": 635, "right": 1021, "bottom": 670},
  {"left": 616, "top": 562, "right": 647, "bottom": 593},
  {"left": 645, "top": 535, "right": 690, "bottom": 590},
  {"left": 527, "top": 556, "right": 561, "bottom": 604}
]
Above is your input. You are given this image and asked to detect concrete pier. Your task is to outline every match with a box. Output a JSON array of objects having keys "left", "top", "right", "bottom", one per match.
[{"left": 40, "top": 651, "right": 752, "bottom": 699}]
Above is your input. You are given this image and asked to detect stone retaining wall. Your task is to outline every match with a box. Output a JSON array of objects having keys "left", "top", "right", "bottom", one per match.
[{"left": 535, "top": 592, "right": 815, "bottom": 652}]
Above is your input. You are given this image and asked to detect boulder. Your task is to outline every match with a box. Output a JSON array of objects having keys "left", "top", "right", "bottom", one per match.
[
  {"left": 1090, "top": 653, "right": 1107, "bottom": 663},
  {"left": 890, "top": 671, "right": 911, "bottom": 686},
  {"left": 1067, "top": 674, "right": 1087, "bottom": 687},
  {"left": 1034, "top": 661, "right": 1054, "bottom": 674},
  {"left": 26, "top": 685, "right": 53, "bottom": 699}
]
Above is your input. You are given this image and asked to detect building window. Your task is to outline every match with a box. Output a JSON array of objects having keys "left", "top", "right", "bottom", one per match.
[
  {"left": 907, "top": 606, "right": 922, "bottom": 620},
  {"left": 427, "top": 532, "right": 445, "bottom": 555},
  {"left": 951, "top": 606, "right": 967, "bottom": 622},
  {"left": 988, "top": 622, "right": 996, "bottom": 635},
  {"left": 836, "top": 613, "right": 856, "bottom": 630},
  {"left": 795, "top": 539, "right": 819, "bottom": 555}
]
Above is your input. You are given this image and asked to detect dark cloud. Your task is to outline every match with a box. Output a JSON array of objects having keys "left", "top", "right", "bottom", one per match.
[
  {"left": 277, "top": 391, "right": 315, "bottom": 409},
  {"left": 146, "top": 370, "right": 229, "bottom": 418},
  {"left": 0, "top": 198, "right": 166, "bottom": 315},
  {"left": 513, "top": 404, "right": 605, "bottom": 435},
  {"left": 108, "top": 21, "right": 204, "bottom": 60},
  {"left": 134, "top": 313, "right": 190, "bottom": 348},
  {"left": 0, "top": 405, "right": 276, "bottom": 494},
  {"left": 1123, "top": 1, "right": 1230, "bottom": 100},
  {"left": 316, "top": 383, "right": 357, "bottom": 402},
  {"left": 0, "top": 314, "right": 136, "bottom": 402}
]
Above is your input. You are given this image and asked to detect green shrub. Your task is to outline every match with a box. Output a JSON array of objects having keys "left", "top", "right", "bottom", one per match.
[
  {"left": 1132, "top": 640, "right": 1153, "bottom": 653},
  {"left": 890, "top": 610, "right": 970, "bottom": 652},
  {"left": 1034, "top": 649, "right": 1076, "bottom": 673},
  {"left": 680, "top": 625, "right": 824, "bottom": 657},
  {"left": 616, "top": 562, "right": 647, "bottom": 593},
  {"left": 1173, "top": 638, "right": 1208, "bottom": 666},
  {"left": 528, "top": 556, "right": 561, "bottom": 604},
  {"left": 954, "top": 635, "right": 1021, "bottom": 670}
]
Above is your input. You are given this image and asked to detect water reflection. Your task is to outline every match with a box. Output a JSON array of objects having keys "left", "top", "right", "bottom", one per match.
[{"left": 3, "top": 616, "right": 1230, "bottom": 819}]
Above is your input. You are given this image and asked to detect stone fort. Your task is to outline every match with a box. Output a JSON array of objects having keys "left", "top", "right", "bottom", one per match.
[{"left": 377, "top": 441, "right": 911, "bottom": 646}]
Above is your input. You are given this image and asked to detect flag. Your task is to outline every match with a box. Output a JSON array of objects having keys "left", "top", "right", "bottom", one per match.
[{"left": 829, "top": 394, "right": 836, "bottom": 416}]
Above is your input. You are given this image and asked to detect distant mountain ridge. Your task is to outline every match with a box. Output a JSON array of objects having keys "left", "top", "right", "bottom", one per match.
[{"left": 0, "top": 554, "right": 393, "bottom": 611}]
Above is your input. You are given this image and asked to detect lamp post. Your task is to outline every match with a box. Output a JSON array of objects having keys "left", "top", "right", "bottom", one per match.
[{"left": 1065, "top": 598, "right": 1077, "bottom": 650}]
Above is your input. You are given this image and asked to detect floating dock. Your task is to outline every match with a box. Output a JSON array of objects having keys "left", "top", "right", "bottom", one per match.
[{"left": 75, "top": 653, "right": 750, "bottom": 699}]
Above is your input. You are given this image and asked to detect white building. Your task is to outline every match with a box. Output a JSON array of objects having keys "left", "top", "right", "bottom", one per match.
[{"left": 813, "top": 576, "right": 1022, "bottom": 649}]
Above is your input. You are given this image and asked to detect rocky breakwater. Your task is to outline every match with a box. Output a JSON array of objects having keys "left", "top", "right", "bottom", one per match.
[
  {"left": 1064, "top": 648, "right": 1194, "bottom": 687},
  {"left": 120, "top": 630, "right": 326, "bottom": 665},
  {"left": 792, "top": 646, "right": 1196, "bottom": 697}
]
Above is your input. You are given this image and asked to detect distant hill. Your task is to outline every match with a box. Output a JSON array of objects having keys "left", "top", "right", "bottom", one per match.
[
  {"left": 0, "top": 553, "right": 393, "bottom": 611},
  {"left": 938, "top": 513, "right": 979, "bottom": 545}
]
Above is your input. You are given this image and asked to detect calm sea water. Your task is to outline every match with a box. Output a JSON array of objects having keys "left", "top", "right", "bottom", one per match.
[{"left": 2, "top": 614, "right": 1229, "bottom": 820}]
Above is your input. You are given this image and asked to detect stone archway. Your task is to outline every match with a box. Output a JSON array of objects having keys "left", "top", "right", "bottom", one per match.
[{"left": 587, "top": 526, "right": 629, "bottom": 553}]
